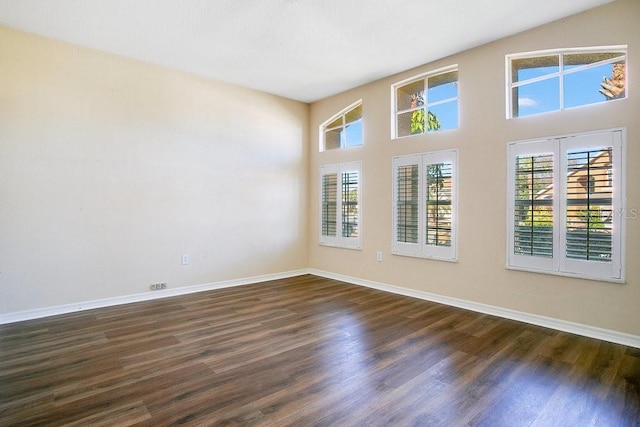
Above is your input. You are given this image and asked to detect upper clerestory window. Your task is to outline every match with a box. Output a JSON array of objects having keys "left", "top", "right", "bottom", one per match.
[
  {"left": 392, "top": 65, "right": 459, "bottom": 139},
  {"left": 320, "top": 100, "right": 363, "bottom": 151},
  {"left": 507, "top": 46, "right": 627, "bottom": 119}
]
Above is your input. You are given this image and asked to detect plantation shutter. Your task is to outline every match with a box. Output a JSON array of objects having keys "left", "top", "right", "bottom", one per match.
[
  {"left": 393, "top": 150, "right": 457, "bottom": 260},
  {"left": 560, "top": 131, "right": 623, "bottom": 280},
  {"left": 513, "top": 153, "right": 554, "bottom": 257},
  {"left": 425, "top": 162, "right": 453, "bottom": 247},
  {"left": 339, "top": 162, "right": 362, "bottom": 249},
  {"left": 341, "top": 171, "right": 359, "bottom": 239},
  {"left": 508, "top": 130, "right": 624, "bottom": 281},
  {"left": 320, "top": 162, "right": 362, "bottom": 249},
  {"left": 320, "top": 166, "right": 338, "bottom": 246},
  {"left": 396, "top": 165, "right": 419, "bottom": 243},
  {"left": 393, "top": 155, "right": 421, "bottom": 256},
  {"left": 565, "top": 148, "right": 613, "bottom": 262},
  {"left": 423, "top": 150, "right": 457, "bottom": 260},
  {"left": 507, "top": 139, "right": 557, "bottom": 272}
]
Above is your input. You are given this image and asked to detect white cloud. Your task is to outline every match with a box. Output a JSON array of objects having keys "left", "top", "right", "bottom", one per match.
[{"left": 518, "top": 97, "right": 538, "bottom": 107}]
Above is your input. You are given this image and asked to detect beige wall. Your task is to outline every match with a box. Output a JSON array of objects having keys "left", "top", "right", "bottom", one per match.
[
  {"left": 309, "top": 0, "right": 640, "bottom": 336},
  {"left": 0, "top": 26, "right": 309, "bottom": 313}
]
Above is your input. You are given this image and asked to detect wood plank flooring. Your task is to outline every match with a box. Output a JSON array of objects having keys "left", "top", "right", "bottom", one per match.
[{"left": 1, "top": 274, "right": 639, "bottom": 426}]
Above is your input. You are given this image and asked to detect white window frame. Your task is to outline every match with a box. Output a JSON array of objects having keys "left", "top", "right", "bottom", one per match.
[
  {"left": 319, "top": 161, "right": 362, "bottom": 250},
  {"left": 506, "top": 46, "right": 627, "bottom": 119},
  {"left": 392, "top": 149, "right": 458, "bottom": 261},
  {"left": 506, "top": 128, "right": 626, "bottom": 282},
  {"left": 391, "top": 65, "right": 459, "bottom": 140},
  {"left": 319, "top": 100, "right": 363, "bottom": 152}
]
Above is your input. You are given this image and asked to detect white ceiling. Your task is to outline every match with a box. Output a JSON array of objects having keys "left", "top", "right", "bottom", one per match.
[{"left": 0, "top": 0, "right": 612, "bottom": 103}]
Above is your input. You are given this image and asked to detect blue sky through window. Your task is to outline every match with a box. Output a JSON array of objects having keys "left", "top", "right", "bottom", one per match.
[
  {"left": 517, "top": 77, "right": 560, "bottom": 116},
  {"left": 343, "top": 121, "right": 362, "bottom": 148},
  {"left": 565, "top": 64, "right": 618, "bottom": 108},
  {"left": 428, "top": 80, "right": 457, "bottom": 104},
  {"left": 429, "top": 101, "right": 458, "bottom": 131},
  {"left": 427, "top": 80, "right": 458, "bottom": 130}
]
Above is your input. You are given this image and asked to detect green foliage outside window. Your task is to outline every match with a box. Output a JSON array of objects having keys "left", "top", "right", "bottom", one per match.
[
  {"left": 578, "top": 206, "right": 605, "bottom": 229},
  {"left": 411, "top": 109, "right": 441, "bottom": 134},
  {"left": 409, "top": 91, "right": 441, "bottom": 134},
  {"left": 520, "top": 206, "right": 553, "bottom": 227}
]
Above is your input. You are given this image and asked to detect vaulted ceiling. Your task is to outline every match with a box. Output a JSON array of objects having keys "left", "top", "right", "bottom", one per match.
[{"left": 0, "top": 0, "right": 613, "bottom": 102}]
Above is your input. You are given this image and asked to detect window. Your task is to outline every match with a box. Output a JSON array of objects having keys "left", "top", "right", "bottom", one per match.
[
  {"left": 393, "top": 149, "right": 458, "bottom": 261},
  {"left": 392, "top": 66, "right": 458, "bottom": 139},
  {"left": 507, "top": 46, "right": 627, "bottom": 118},
  {"left": 320, "top": 101, "right": 363, "bottom": 151},
  {"left": 320, "top": 162, "right": 362, "bottom": 249},
  {"left": 507, "top": 129, "right": 625, "bottom": 281}
]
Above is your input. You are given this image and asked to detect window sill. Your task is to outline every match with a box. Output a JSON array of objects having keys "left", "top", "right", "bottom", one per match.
[
  {"left": 391, "top": 127, "right": 458, "bottom": 141},
  {"left": 392, "top": 251, "right": 458, "bottom": 263},
  {"left": 505, "top": 264, "right": 625, "bottom": 284},
  {"left": 319, "top": 243, "right": 362, "bottom": 251}
]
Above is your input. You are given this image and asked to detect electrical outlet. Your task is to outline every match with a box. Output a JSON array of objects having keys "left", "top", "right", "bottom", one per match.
[
  {"left": 376, "top": 251, "right": 383, "bottom": 262},
  {"left": 182, "top": 253, "right": 190, "bottom": 265},
  {"left": 150, "top": 283, "right": 167, "bottom": 291}
]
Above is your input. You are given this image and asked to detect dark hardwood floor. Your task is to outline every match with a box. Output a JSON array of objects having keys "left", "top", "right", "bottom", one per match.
[{"left": 1, "top": 274, "right": 639, "bottom": 426}]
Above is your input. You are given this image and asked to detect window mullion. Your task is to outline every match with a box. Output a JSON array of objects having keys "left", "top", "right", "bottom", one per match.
[
  {"left": 418, "top": 157, "right": 425, "bottom": 252},
  {"left": 586, "top": 151, "right": 592, "bottom": 260},
  {"left": 423, "top": 77, "right": 429, "bottom": 110},
  {"left": 559, "top": 54, "right": 565, "bottom": 111},
  {"left": 611, "top": 130, "right": 624, "bottom": 279},
  {"left": 553, "top": 141, "right": 563, "bottom": 273},
  {"left": 512, "top": 72, "right": 561, "bottom": 88},
  {"left": 427, "top": 96, "right": 458, "bottom": 108},
  {"left": 396, "top": 106, "right": 425, "bottom": 115},
  {"left": 336, "top": 172, "right": 344, "bottom": 239}
]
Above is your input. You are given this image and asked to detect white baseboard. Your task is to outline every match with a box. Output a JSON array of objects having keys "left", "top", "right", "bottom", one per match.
[
  {"left": 3, "top": 268, "right": 639, "bottom": 349},
  {"left": 308, "top": 269, "right": 640, "bottom": 349},
  {"left": 0, "top": 269, "right": 308, "bottom": 325}
]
